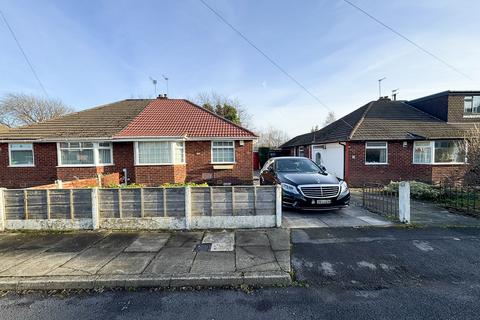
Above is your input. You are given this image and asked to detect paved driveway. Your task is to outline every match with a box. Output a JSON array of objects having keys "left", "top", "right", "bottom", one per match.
[{"left": 282, "top": 203, "right": 392, "bottom": 228}]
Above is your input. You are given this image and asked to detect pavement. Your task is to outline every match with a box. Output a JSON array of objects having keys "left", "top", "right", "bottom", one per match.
[
  {"left": 2, "top": 226, "right": 480, "bottom": 320},
  {"left": 0, "top": 229, "right": 291, "bottom": 290}
]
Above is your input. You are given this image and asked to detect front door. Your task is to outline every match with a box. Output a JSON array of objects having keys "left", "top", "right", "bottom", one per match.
[{"left": 312, "top": 147, "right": 324, "bottom": 166}]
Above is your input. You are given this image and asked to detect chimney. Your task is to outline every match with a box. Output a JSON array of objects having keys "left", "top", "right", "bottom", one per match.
[
  {"left": 157, "top": 93, "right": 168, "bottom": 99},
  {"left": 378, "top": 96, "right": 391, "bottom": 101}
]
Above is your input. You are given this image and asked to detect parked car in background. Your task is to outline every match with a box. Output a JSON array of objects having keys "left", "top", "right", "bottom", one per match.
[{"left": 260, "top": 157, "right": 350, "bottom": 210}]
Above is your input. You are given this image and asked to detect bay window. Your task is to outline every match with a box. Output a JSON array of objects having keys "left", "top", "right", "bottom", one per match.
[
  {"left": 135, "top": 141, "right": 185, "bottom": 165},
  {"left": 58, "top": 142, "right": 113, "bottom": 166},
  {"left": 9, "top": 143, "right": 34, "bottom": 166},
  {"left": 212, "top": 141, "right": 235, "bottom": 163},
  {"left": 413, "top": 140, "right": 466, "bottom": 164},
  {"left": 365, "top": 142, "right": 388, "bottom": 164}
]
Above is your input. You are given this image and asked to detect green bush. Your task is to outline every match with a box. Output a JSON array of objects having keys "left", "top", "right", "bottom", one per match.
[
  {"left": 105, "top": 183, "right": 145, "bottom": 189},
  {"left": 385, "top": 181, "right": 441, "bottom": 200},
  {"left": 159, "top": 182, "right": 209, "bottom": 188}
]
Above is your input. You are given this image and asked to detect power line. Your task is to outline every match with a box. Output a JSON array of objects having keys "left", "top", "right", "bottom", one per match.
[
  {"left": 198, "top": 0, "right": 354, "bottom": 129},
  {"left": 0, "top": 9, "right": 49, "bottom": 96},
  {"left": 342, "top": 0, "right": 472, "bottom": 81}
]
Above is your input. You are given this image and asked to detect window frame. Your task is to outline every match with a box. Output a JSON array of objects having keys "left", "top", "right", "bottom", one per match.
[
  {"left": 9, "top": 143, "right": 35, "bottom": 167},
  {"left": 57, "top": 141, "right": 114, "bottom": 167},
  {"left": 134, "top": 141, "right": 186, "bottom": 166},
  {"left": 365, "top": 141, "right": 388, "bottom": 165},
  {"left": 464, "top": 96, "right": 480, "bottom": 117},
  {"left": 412, "top": 140, "right": 466, "bottom": 165},
  {"left": 298, "top": 146, "right": 305, "bottom": 157},
  {"left": 211, "top": 140, "right": 236, "bottom": 164}
]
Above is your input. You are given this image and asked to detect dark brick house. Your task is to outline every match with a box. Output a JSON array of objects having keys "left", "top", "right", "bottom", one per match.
[
  {"left": 281, "top": 91, "right": 480, "bottom": 187},
  {"left": 0, "top": 97, "right": 257, "bottom": 188}
]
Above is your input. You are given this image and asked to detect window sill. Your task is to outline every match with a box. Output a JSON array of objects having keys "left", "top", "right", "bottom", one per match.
[
  {"left": 210, "top": 162, "right": 236, "bottom": 165},
  {"left": 134, "top": 163, "right": 186, "bottom": 166},
  {"left": 463, "top": 114, "right": 480, "bottom": 118},
  {"left": 57, "top": 164, "right": 115, "bottom": 168},
  {"left": 413, "top": 162, "right": 467, "bottom": 165},
  {"left": 8, "top": 165, "right": 35, "bottom": 168},
  {"left": 365, "top": 163, "right": 388, "bottom": 165}
]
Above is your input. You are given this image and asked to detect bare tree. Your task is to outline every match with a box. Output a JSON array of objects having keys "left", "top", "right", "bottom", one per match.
[
  {"left": 462, "top": 124, "right": 480, "bottom": 185},
  {"left": 194, "top": 91, "right": 253, "bottom": 128},
  {"left": 323, "top": 111, "right": 336, "bottom": 127},
  {"left": 0, "top": 93, "right": 73, "bottom": 128},
  {"left": 257, "top": 126, "right": 290, "bottom": 149}
]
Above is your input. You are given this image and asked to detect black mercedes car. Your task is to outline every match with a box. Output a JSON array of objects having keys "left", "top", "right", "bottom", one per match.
[{"left": 260, "top": 156, "right": 350, "bottom": 210}]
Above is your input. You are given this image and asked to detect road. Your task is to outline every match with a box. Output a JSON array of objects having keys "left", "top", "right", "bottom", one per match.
[{"left": 1, "top": 227, "right": 480, "bottom": 320}]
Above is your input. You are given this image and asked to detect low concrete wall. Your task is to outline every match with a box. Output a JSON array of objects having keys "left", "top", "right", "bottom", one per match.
[{"left": 0, "top": 186, "right": 281, "bottom": 231}]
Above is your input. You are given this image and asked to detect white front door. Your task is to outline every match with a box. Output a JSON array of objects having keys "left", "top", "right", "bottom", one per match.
[
  {"left": 312, "top": 147, "right": 323, "bottom": 166},
  {"left": 311, "top": 144, "right": 344, "bottom": 179}
]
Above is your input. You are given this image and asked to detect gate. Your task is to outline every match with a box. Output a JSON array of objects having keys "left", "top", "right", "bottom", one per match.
[{"left": 362, "top": 183, "right": 399, "bottom": 219}]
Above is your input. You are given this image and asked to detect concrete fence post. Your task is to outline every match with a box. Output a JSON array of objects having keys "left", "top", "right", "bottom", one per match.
[
  {"left": 275, "top": 184, "right": 282, "bottom": 227},
  {"left": 0, "top": 188, "right": 5, "bottom": 232},
  {"left": 399, "top": 181, "right": 411, "bottom": 224},
  {"left": 91, "top": 188, "right": 100, "bottom": 230},
  {"left": 185, "top": 187, "right": 192, "bottom": 230}
]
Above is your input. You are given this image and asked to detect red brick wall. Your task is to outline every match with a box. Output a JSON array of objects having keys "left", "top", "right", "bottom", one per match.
[
  {"left": 134, "top": 164, "right": 187, "bottom": 186},
  {"left": 346, "top": 141, "right": 468, "bottom": 187},
  {"left": 0, "top": 143, "right": 57, "bottom": 188},
  {"left": 186, "top": 140, "right": 253, "bottom": 185}
]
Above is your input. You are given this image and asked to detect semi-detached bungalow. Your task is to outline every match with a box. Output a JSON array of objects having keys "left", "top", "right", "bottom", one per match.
[
  {"left": 0, "top": 96, "right": 257, "bottom": 188},
  {"left": 281, "top": 91, "right": 480, "bottom": 187}
]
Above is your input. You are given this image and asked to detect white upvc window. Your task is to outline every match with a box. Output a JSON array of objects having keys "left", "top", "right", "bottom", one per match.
[
  {"left": 464, "top": 96, "right": 480, "bottom": 116},
  {"left": 135, "top": 141, "right": 185, "bottom": 165},
  {"left": 365, "top": 141, "right": 388, "bottom": 164},
  {"left": 413, "top": 140, "right": 466, "bottom": 164},
  {"left": 9, "top": 143, "right": 34, "bottom": 167},
  {"left": 57, "top": 142, "right": 113, "bottom": 166},
  {"left": 211, "top": 141, "right": 235, "bottom": 163}
]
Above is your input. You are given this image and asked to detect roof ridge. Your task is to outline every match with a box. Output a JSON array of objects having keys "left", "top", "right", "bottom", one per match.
[
  {"left": 348, "top": 101, "right": 374, "bottom": 140},
  {"left": 181, "top": 99, "right": 258, "bottom": 137}
]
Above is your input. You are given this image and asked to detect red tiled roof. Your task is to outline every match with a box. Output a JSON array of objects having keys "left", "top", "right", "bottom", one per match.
[{"left": 115, "top": 99, "right": 257, "bottom": 138}]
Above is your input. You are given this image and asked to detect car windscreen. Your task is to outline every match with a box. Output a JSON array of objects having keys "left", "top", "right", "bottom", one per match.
[{"left": 276, "top": 158, "right": 322, "bottom": 173}]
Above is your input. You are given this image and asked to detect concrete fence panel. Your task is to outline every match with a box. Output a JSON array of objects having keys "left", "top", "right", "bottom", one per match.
[{"left": 1, "top": 186, "right": 281, "bottom": 231}]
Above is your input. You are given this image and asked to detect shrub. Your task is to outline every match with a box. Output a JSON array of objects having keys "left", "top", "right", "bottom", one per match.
[
  {"left": 104, "top": 183, "right": 145, "bottom": 189},
  {"left": 159, "top": 182, "right": 209, "bottom": 188},
  {"left": 385, "top": 181, "right": 441, "bottom": 200}
]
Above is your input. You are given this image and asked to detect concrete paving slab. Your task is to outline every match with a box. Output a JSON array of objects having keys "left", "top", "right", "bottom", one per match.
[
  {"left": 190, "top": 251, "right": 235, "bottom": 274},
  {"left": 165, "top": 232, "right": 203, "bottom": 249},
  {"left": 46, "top": 233, "right": 106, "bottom": 253},
  {"left": 92, "top": 232, "right": 137, "bottom": 249},
  {"left": 202, "top": 231, "right": 234, "bottom": 252},
  {"left": 274, "top": 250, "right": 291, "bottom": 272},
  {"left": 0, "top": 249, "right": 46, "bottom": 273},
  {"left": 58, "top": 247, "right": 124, "bottom": 275},
  {"left": 236, "top": 230, "right": 269, "bottom": 246},
  {"left": 236, "top": 246, "right": 280, "bottom": 272},
  {"left": 145, "top": 247, "right": 196, "bottom": 274},
  {"left": 1, "top": 252, "right": 77, "bottom": 276},
  {"left": 282, "top": 215, "right": 329, "bottom": 228},
  {"left": 48, "top": 266, "right": 92, "bottom": 276},
  {"left": 15, "top": 234, "right": 67, "bottom": 250},
  {"left": 97, "top": 252, "right": 155, "bottom": 275},
  {"left": 355, "top": 215, "right": 393, "bottom": 226},
  {"left": 266, "top": 229, "right": 290, "bottom": 251},
  {"left": 124, "top": 233, "right": 170, "bottom": 252}
]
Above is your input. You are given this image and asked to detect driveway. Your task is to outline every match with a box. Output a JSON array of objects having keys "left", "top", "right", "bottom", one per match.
[{"left": 282, "top": 203, "right": 392, "bottom": 228}]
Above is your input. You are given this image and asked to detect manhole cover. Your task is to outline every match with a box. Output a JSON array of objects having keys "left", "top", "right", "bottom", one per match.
[{"left": 194, "top": 243, "right": 212, "bottom": 252}]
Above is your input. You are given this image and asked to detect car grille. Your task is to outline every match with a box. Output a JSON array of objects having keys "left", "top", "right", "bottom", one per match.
[{"left": 299, "top": 185, "right": 340, "bottom": 199}]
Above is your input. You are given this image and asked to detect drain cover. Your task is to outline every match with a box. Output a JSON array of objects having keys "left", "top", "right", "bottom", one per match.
[{"left": 194, "top": 243, "right": 212, "bottom": 252}]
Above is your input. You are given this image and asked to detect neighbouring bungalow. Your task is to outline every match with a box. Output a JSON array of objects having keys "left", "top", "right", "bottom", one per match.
[
  {"left": 0, "top": 95, "right": 257, "bottom": 188},
  {"left": 281, "top": 91, "right": 480, "bottom": 187}
]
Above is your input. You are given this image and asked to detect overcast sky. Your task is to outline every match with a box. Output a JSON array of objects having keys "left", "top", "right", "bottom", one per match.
[{"left": 1, "top": 0, "right": 479, "bottom": 136}]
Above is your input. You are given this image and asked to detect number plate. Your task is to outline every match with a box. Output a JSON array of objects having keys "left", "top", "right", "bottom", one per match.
[{"left": 312, "top": 199, "right": 332, "bottom": 205}]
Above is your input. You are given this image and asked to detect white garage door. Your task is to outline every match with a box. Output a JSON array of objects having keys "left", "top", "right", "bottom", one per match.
[{"left": 311, "top": 143, "right": 345, "bottom": 179}]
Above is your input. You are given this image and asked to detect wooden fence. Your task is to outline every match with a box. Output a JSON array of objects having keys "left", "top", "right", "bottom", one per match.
[{"left": 0, "top": 186, "right": 281, "bottom": 231}]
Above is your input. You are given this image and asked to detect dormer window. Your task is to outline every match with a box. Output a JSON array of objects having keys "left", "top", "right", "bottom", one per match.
[{"left": 464, "top": 96, "right": 480, "bottom": 116}]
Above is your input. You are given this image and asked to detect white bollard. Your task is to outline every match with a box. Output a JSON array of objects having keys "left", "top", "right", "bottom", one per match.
[
  {"left": 275, "top": 184, "right": 282, "bottom": 227},
  {"left": 399, "top": 181, "right": 411, "bottom": 224}
]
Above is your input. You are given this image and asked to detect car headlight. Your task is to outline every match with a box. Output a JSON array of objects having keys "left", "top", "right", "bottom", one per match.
[
  {"left": 282, "top": 183, "right": 299, "bottom": 194},
  {"left": 339, "top": 181, "right": 349, "bottom": 197}
]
